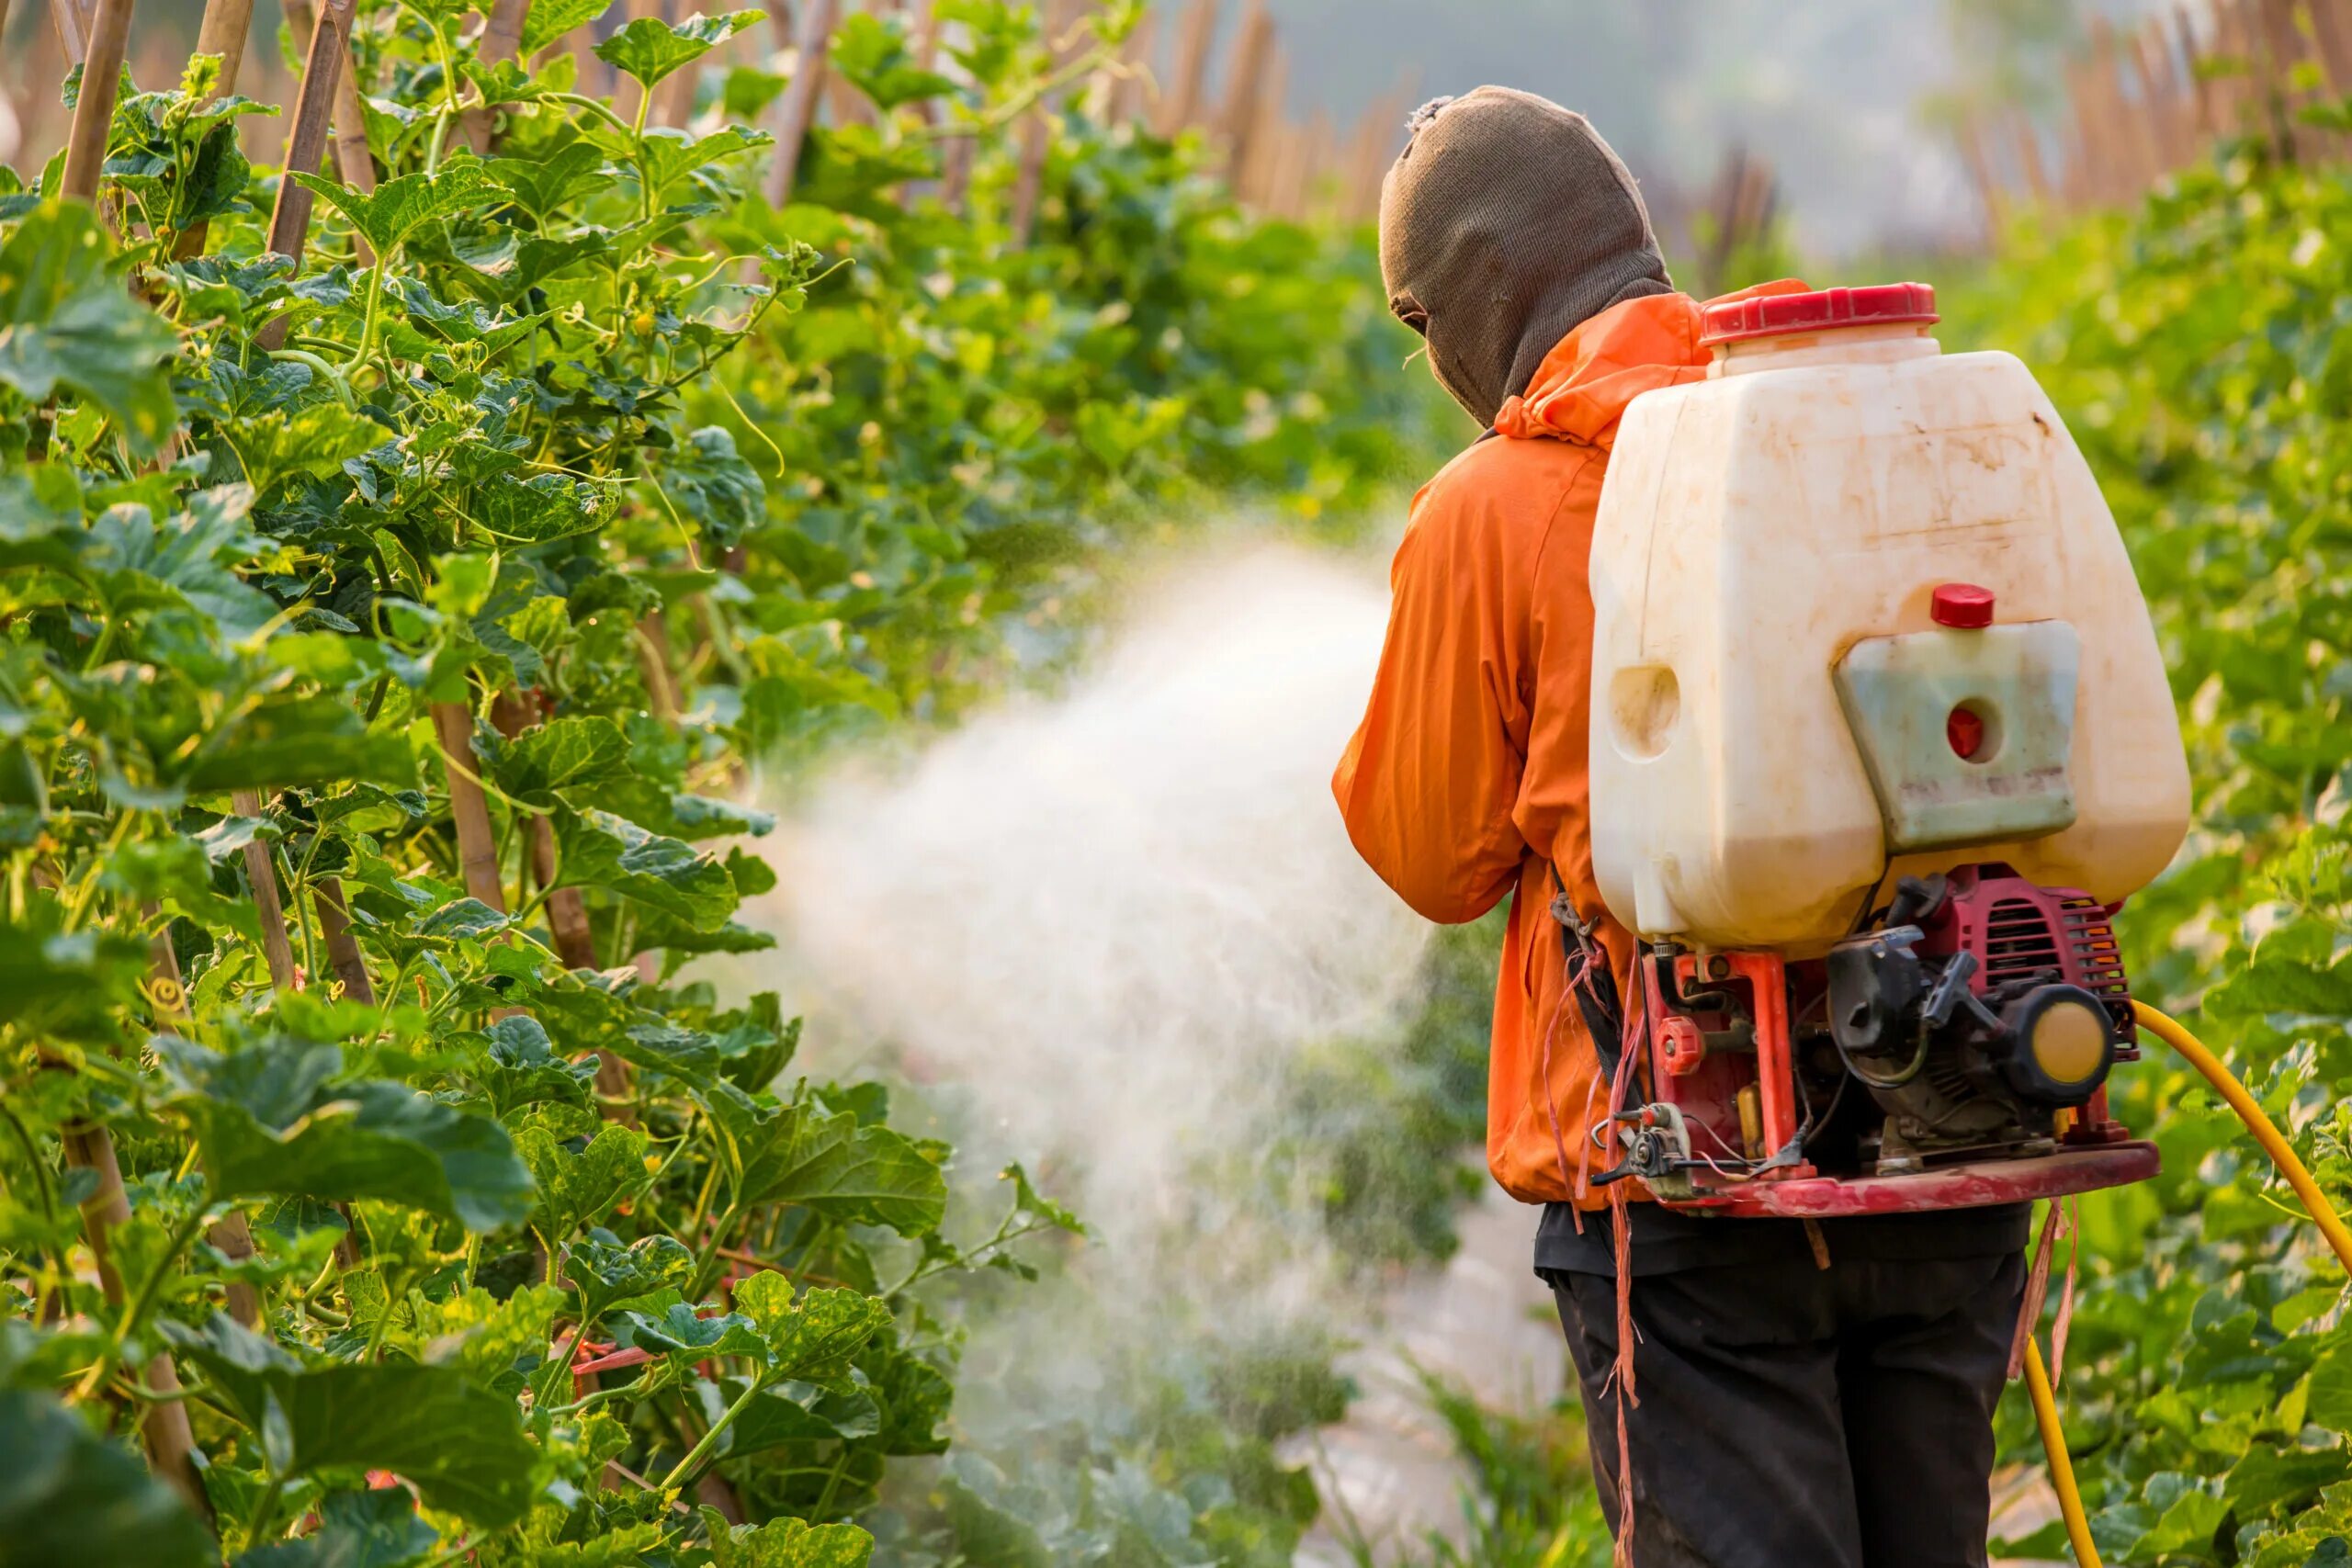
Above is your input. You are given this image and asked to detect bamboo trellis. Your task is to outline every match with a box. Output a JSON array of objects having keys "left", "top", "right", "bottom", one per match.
[{"left": 1962, "top": 0, "right": 2352, "bottom": 231}]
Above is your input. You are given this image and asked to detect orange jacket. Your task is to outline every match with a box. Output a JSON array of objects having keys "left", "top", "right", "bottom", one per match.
[{"left": 1334, "top": 282, "right": 1806, "bottom": 1209}]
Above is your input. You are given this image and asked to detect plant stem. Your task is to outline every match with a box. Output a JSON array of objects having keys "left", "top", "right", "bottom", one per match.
[{"left": 658, "top": 1372, "right": 764, "bottom": 1492}]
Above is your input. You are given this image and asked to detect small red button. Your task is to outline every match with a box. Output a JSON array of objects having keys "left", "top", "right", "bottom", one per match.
[{"left": 1931, "top": 583, "right": 1995, "bottom": 628}]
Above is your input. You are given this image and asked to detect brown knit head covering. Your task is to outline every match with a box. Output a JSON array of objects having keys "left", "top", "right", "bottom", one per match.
[{"left": 1379, "top": 88, "right": 1672, "bottom": 428}]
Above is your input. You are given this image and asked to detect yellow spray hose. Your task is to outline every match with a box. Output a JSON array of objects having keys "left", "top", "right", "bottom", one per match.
[{"left": 2026, "top": 999, "right": 2352, "bottom": 1568}]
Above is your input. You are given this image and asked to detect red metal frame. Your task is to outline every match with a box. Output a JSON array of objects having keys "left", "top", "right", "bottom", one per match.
[{"left": 1671, "top": 1142, "right": 2159, "bottom": 1217}]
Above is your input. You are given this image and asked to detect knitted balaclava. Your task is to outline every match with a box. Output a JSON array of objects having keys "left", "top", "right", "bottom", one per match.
[{"left": 1378, "top": 88, "right": 1672, "bottom": 428}]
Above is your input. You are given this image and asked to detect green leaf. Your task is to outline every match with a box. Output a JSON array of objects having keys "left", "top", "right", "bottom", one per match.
[
  {"left": 0, "top": 200, "right": 178, "bottom": 455},
  {"left": 618, "top": 1302, "right": 767, "bottom": 1360},
  {"left": 830, "top": 10, "right": 958, "bottom": 111},
  {"left": 565, "top": 1234, "right": 694, "bottom": 1321},
  {"left": 468, "top": 1014, "right": 596, "bottom": 1117},
  {"left": 487, "top": 141, "right": 610, "bottom": 221},
  {"left": 729, "top": 1276, "right": 892, "bottom": 1382},
  {"left": 159, "top": 1038, "right": 536, "bottom": 1232},
  {"left": 492, "top": 716, "right": 631, "bottom": 801},
  {"left": 593, "top": 10, "right": 763, "bottom": 88},
  {"left": 168, "top": 1325, "right": 537, "bottom": 1528},
  {"left": 636, "top": 126, "right": 773, "bottom": 198},
  {"left": 710, "top": 1092, "right": 946, "bottom": 1236},
  {"left": 552, "top": 807, "right": 739, "bottom": 931},
  {"left": 662, "top": 425, "right": 766, "bottom": 547},
  {"left": 515, "top": 1122, "right": 651, "bottom": 1240},
  {"left": 520, "top": 0, "right": 616, "bottom": 56},
  {"left": 184, "top": 694, "right": 411, "bottom": 794},
  {"left": 292, "top": 164, "right": 499, "bottom": 255},
  {"left": 0, "top": 1386, "right": 214, "bottom": 1568},
  {"left": 695, "top": 1373, "right": 880, "bottom": 1455},
  {"left": 2312, "top": 1339, "right": 2352, "bottom": 1433},
  {"left": 235, "top": 1488, "right": 439, "bottom": 1568},
  {"left": 701, "top": 1509, "right": 876, "bottom": 1568}
]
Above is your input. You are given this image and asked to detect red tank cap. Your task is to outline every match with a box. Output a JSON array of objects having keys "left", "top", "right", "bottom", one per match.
[
  {"left": 1698, "top": 283, "right": 1939, "bottom": 347},
  {"left": 1931, "top": 582, "right": 1996, "bottom": 628}
]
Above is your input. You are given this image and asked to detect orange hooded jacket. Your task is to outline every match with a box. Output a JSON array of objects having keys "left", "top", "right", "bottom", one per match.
[{"left": 1334, "top": 281, "right": 1807, "bottom": 1210}]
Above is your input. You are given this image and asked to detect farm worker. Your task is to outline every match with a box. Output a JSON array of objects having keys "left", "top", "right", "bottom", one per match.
[{"left": 1334, "top": 88, "right": 2029, "bottom": 1568}]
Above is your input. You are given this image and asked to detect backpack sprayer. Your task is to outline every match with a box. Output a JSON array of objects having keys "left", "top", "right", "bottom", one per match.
[
  {"left": 1582, "top": 284, "right": 2352, "bottom": 1564},
  {"left": 1583, "top": 283, "right": 2190, "bottom": 1217}
]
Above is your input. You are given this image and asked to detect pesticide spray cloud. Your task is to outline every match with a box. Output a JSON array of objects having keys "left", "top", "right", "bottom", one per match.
[{"left": 764, "top": 546, "right": 1427, "bottom": 1236}]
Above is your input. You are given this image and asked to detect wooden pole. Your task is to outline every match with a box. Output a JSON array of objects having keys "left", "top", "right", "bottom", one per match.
[
  {"left": 763, "top": 0, "right": 837, "bottom": 206},
  {"left": 1216, "top": 1, "right": 1273, "bottom": 179},
  {"left": 2313, "top": 0, "right": 2352, "bottom": 94},
  {"left": 432, "top": 701, "right": 507, "bottom": 914},
  {"left": 486, "top": 693, "right": 635, "bottom": 1120},
  {"left": 231, "top": 791, "right": 301, "bottom": 992},
  {"left": 57, "top": 1117, "right": 212, "bottom": 1518},
  {"left": 1010, "top": 0, "right": 1081, "bottom": 243},
  {"left": 190, "top": 0, "right": 255, "bottom": 98},
  {"left": 255, "top": 0, "right": 354, "bottom": 349},
  {"left": 48, "top": 0, "right": 94, "bottom": 67},
  {"left": 1156, "top": 0, "right": 1215, "bottom": 137},
  {"left": 2176, "top": 2, "right": 2218, "bottom": 146},
  {"left": 459, "top": 0, "right": 532, "bottom": 151},
  {"left": 57, "top": 0, "right": 130, "bottom": 199}
]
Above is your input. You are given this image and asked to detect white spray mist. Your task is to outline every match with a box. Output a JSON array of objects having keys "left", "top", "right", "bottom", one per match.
[{"left": 748, "top": 543, "right": 1561, "bottom": 1560}]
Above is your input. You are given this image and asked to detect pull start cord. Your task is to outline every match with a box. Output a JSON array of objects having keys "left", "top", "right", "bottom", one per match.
[{"left": 2028, "top": 999, "right": 2352, "bottom": 1567}]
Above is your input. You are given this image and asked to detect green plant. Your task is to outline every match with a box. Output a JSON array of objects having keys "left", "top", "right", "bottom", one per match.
[
  {"left": 0, "top": 0, "right": 1443, "bottom": 1561},
  {"left": 1941, "top": 130, "right": 2352, "bottom": 1566}
]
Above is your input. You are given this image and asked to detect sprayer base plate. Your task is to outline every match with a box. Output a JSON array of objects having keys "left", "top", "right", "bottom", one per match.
[{"left": 1664, "top": 1141, "right": 2159, "bottom": 1218}]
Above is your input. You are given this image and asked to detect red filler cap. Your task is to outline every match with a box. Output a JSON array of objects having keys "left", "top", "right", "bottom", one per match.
[
  {"left": 1930, "top": 583, "right": 1996, "bottom": 629},
  {"left": 1698, "top": 283, "right": 1939, "bottom": 347}
]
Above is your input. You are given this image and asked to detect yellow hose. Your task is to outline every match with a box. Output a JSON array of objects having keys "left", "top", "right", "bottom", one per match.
[
  {"left": 2131, "top": 999, "right": 2352, "bottom": 1273},
  {"left": 2023, "top": 999, "right": 2352, "bottom": 1568}
]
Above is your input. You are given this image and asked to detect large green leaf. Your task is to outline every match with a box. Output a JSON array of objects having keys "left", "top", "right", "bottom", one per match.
[
  {"left": 519, "top": 0, "right": 616, "bottom": 56},
  {"left": 492, "top": 715, "right": 631, "bottom": 801},
  {"left": 701, "top": 1510, "right": 875, "bottom": 1568},
  {"left": 169, "top": 1321, "right": 537, "bottom": 1528},
  {"left": 592, "top": 10, "right": 763, "bottom": 87},
  {"left": 159, "top": 1039, "right": 536, "bottom": 1232},
  {"left": 515, "top": 1121, "right": 650, "bottom": 1240},
  {"left": 702, "top": 1087, "right": 945, "bottom": 1235},
  {"left": 0, "top": 201, "right": 177, "bottom": 454},
  {"left": 292, "top": 164, "right": 499, "bottom": 255},
  {"left": 0, "top": 1387, "right": 214, "bottom": 1568},
  {"left": 552, "top": 807, "right": 738, "bottom": 930},
  {"left": 729, "top": 1276, "right": 891, "bottom": 1382}
]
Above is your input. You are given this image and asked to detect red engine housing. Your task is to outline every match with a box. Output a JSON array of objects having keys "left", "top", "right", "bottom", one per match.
[{"left": 1623, "top": 864, "right": 2158, "bottom": 1216}]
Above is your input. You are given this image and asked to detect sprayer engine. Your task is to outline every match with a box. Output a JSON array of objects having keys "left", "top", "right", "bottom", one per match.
[
  {"left": 1589, "top": 863, "right": 2159, "bottom": 1217},
  {"left": 1824, "top": 865, "right": 2135, "bottom": 1174}
]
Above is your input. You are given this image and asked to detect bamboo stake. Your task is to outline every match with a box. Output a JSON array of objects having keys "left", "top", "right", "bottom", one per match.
[
  {"left": 1009, "top": 0, "right": 1081, "bottom": 243},
  {"left": 461, "top": 0, "right": 533, "bottom": 152},
  {"left": 2177, "top": 2, "right": 2218, "bottom": 144},
  {"left": 484, "top": 691, "right": 630, "bottom": 1117},
  {"left": 48, "top": 0, "right": 93, "bottom": 68},
  {"left": 432, "top": 701, "right": 508, "bottom": 914},
  {"left": 57, "top": 1118, "right": 212, "bottom": 1519},
  {"left": 286, "top": 0, "right": 380, "bottom": 210},
  {"left": 57, "top": 0, "right": 130, "bottom": 199},
  {"left": 231, "top": 790, "right": 301, "bottom": 992},
  {"left": 254, "top": 0, "right": 354, "bottom": 351},
  {"left": 1216, "top": 0, "right": 1272, "bottom": 179},
  {"left": 1105, "top": 9, "right": 1154, "bottom": 124},
  {"left": 1155, "top": 0, "right": 1214, "bottom": 138},
  {"left": 191, "top": 0, "right": 256, "bottom": 99},
  {"left": 763, "top": 0, "right": 837, "bottom": 206},
  {"left": 2313, "top": 0, "right": 2352, "bottom": 94},
  {"left": 138, "top": 906, "right": 265, "bottom": 1329}
]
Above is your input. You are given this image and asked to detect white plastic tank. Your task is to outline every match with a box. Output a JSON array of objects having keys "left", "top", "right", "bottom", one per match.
[{"left": 1587, "top": 284, "right": 2190, "bottom": 953}]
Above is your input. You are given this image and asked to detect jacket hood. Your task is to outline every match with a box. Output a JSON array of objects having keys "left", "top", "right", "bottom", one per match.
[{"left": 1491, "top": 278, "right": 1812, "bottom": 449}]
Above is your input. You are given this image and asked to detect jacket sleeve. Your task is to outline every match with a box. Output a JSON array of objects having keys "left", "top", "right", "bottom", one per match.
[{"left": 1331, "top": 476, "right": 1532, "bottom": 924}]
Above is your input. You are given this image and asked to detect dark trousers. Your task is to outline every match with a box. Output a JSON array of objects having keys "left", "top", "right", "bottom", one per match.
[{"left": 1547, "top": 1251, "right": 2026, "bottom": 1568}]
